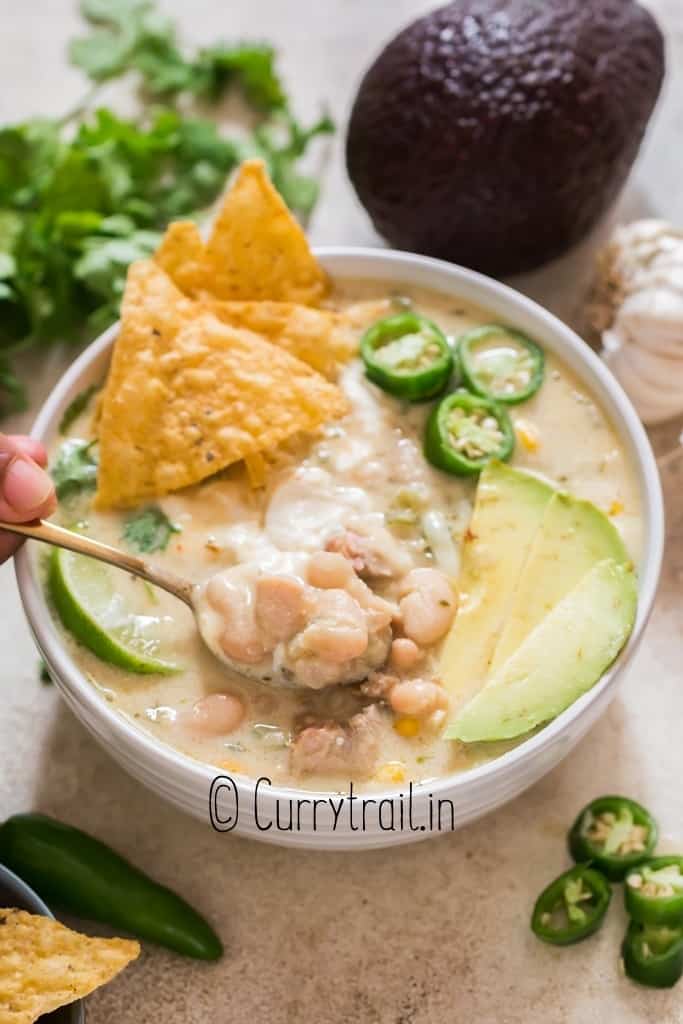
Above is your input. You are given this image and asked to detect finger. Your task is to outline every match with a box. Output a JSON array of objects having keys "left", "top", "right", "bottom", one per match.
[
  {"left": 0, "top": 454, "right": 57, "bottom": 524},
  {"left": 0, "top": 532, "right": 22, "bottom": 561},
  {"left": 6, "top": 435, "right": 48, "bottom": 468}
]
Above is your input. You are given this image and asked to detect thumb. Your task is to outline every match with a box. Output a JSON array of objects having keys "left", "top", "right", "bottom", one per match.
[{"left": 0, "top": 437, "right": 56, "bottom": 523}]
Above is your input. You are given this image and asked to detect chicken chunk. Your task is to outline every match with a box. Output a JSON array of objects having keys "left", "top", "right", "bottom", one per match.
[
  {"left": 289, "top": 704, "right": 383, "bottom": 777},
  {"left": 325, "top": 522, "right": 411, "bottom": 580}
]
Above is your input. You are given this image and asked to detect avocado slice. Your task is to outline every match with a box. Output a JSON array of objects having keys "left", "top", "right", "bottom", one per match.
[
  {"left": 439, "top": 461, "right": 554, "bottom": 704},
  {"left": 490, "top": 492, "right": 631, "bottom": 672},
  {"left": 446, "top": 559, "right": 637, "bottom": 743}
]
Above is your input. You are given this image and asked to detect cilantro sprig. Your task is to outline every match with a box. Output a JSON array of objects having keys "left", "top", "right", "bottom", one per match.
[
  {"left": 50, "top": 439, "right": 99, "bottom": 501},
  {"left": 0, "top": 0, "right": 334, "bottom": 416},
  {"left": 122, "top": 505, "right": 180, "bottom": 554}
]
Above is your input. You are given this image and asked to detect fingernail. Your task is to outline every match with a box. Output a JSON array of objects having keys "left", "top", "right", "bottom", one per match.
[{"left": 4, "top": 457, "right": 54, "bottom": 512}]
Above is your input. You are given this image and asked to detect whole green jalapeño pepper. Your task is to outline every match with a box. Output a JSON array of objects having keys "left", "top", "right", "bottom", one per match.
[
  {"left": 568, "top": 796, "right": 658, "bottom": 881},
  {"left": 625, "top": 857, "right": 683, "bottom": 927},
  {"left": 531, "top": 865, "right": 612, "bottom": 945},
  {"left": 360, "top": 312, "right": 453, "bottom": 401},
  {"left": 622, "top": 920, "right": 683, "bottom": 988},
  {"left": 424, "top": 391, "right": 515, "bottom": 476},
  {"left": 0, "top": 813, "right": 222, "bottom": 960},
  {"left": 456, "top": 324, "right": 545, "bottom": 405}
]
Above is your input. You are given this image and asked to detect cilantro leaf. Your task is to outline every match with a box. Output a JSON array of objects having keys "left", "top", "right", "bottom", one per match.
[
  {"left": 194, "top": 44, "right": 286, "bottom": 110},
  {"left": 0, "top": 120, "right": 60, "bottom": 206},
  {"left": 69, "top": 0, "right": 174, "bottom": 82},
  {"left": 51, "top": 439, "right": 98, "bottom": 500},
  {"left": 122, "top": 505, "right": 180, "bottom": 553},
  {"left": 0, "top": 354, "right": 27, "bottom": 415},
  {"left": 59, "top": 384, "right": 100, "bottom": 434}
]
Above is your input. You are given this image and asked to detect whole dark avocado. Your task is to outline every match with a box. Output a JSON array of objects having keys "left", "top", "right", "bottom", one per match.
[{"left": 346, "top": 0, "right": 665, "bottom": 277}]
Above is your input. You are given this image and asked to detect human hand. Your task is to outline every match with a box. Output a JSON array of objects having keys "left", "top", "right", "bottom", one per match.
[{"left": 0, "top": 434, "right": 57, "bottom": 563}]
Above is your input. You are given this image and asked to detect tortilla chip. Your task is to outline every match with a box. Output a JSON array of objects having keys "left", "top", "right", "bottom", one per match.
[
  {"left": 154, "top": 220, "right": 207, "bottom": 297},
  {"left": 95, "top": 260, "right": 192, "bottom": 502},
  {"left": 0, "top": 908, "right": 139, "bottom": 1024},
  {"left": 244, "top": 451, "right": 268, "bottom": 488},
  {"left": 96, "top": 310, "right": 348, "bottom": 508},
  {"left": 203, "top": 300, "right": 357, "bottom": 379},
  {"left": 201, "top": 160, "right": 329, "bottom": 305}
]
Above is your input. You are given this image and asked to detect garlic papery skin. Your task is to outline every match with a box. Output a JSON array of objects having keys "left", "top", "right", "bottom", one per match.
[{"left": 591, "top": 220, "right": 683, "bottom": 425}]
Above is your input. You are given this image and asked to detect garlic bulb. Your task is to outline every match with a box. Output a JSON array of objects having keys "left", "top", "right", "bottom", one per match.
[{"left": 590, "top": 219, "right": 683, "bottom": 425}]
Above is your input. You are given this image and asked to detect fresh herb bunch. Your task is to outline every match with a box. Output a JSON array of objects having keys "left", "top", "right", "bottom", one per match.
[{"left": 0, "top": 0, "right": 334, "bottom": 415}]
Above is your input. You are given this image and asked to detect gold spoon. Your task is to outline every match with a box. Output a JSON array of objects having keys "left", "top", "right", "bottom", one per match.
[
  {"left": 1, "top": 518, "right": 309, "bottom": 688},
  {"left": 2, "top": 518, "right": 195, "bottom": 607},
  {"left": 2, "top": 519, "right": 391, "bottom": 689}
]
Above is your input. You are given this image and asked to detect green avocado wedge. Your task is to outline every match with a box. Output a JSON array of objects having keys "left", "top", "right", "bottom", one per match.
[
  {"left": 490, "top": 490, "right": 631, "bottom": 672},
  {"left": 439, "top": 461, "right": 555, "bottom": 705},
  {"left": 48, "top": 547, "right": 179, "bottom": 675},
  {"left": 445, "top": 558, "right": 637, "bottom": 743}
]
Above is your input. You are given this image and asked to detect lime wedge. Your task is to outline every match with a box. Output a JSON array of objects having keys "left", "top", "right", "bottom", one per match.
[{"left": 48, "top": 547, "right": 179, "bottom": 675}]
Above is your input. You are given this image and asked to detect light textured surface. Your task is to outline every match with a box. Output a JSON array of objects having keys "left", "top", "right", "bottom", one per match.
[{"left": 1, "top": 2, "right": 683, "bottom": 1021}]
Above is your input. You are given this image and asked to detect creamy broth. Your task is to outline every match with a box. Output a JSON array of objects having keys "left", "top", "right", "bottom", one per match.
[{"left": 44, "top": 280, "right": 642, "bottom": 792}]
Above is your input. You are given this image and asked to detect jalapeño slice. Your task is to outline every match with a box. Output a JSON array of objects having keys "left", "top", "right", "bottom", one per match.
[
  {"left": 531, "top": 865, "right": 612, "bottom": 946},
  {"left": 622, "top": 921, "right": 683, "bottom": 988},
  {"left": 568, "top": 795, "right": 658, "bottom": 881},
  {"left": 625, "top": 857, "right": 683, "bottom": 927},
  {"left": 457, "top": 325, "right": 544, "bottom": 405},
  {"left": 424, "top": 391, "right": 514, "bottom": 476},
  {"left": 360, "top": 312, "right": 453, "bottom": 401}
]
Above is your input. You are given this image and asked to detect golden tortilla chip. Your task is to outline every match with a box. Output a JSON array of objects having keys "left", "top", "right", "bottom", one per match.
[
  {"left": 96, "top": 309, "right": 348, "bottom": 508},
  {"left": 244, "top": 451, "right": 268, "bottom": 488},
  {"left": 0, "top": 908, "right": 139, "bottom": 1024},
  {"left": 203, "top": 300, "right": 357, "bottom": 379},
  {"left": 201, "top": 160, "right": 329, "bottom": 305},
  {"left": 154, "top": 220, "right": 207, "bottom": 297}
]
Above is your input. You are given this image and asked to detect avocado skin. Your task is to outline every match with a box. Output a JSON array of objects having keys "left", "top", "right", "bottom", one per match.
[{"left": 346, "top": 0, "right": 665, "bottom": 277}]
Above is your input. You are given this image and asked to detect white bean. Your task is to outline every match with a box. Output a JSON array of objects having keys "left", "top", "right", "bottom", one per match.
[
  {"left": 389, "top": 638, "right": 424, "bottom": 672},
  {"left": 307, "top": 551, "right": 354, "bottom": 590},
  {"left": 390, "top": 679, "right": 447, "bottom": 717},
  {"left": 398, "top": 568, "right": 458, "bottom": 646},
  {"left": 184, "top": 692, "right": 245, "bottom": 736},
  {"left": 255, "top": 574, "right": 309, "bottom": 642}
]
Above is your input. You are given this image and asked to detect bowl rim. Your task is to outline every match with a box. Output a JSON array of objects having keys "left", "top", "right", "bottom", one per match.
[
  {"left": 15, "top": 246, "right": 665, "bottom": 813},
  {"left": 0, "top": 862, "right": 55, "bottom": 916}
]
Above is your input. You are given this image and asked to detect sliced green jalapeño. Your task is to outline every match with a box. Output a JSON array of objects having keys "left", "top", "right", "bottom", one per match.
[
  {"left": 622, "top": 921, "right": 683, "bottom": 988},
  {"left": 568, "top": 796, "right": 658, "bottom": 881},
  {"left": 625, "top": 857, "right": 683, "bottom": 927},
  {"left": 360, "top": 312, "right": 453, "bottom": 401},
  {"left": 457, "top": 324, "right": 544, "bottom": 405},
  {"left": 424, "top": 391, "right": 514, "bottom": 476},
  {"left": 531, "top": 865, "right": 612, "bottom": 946}
]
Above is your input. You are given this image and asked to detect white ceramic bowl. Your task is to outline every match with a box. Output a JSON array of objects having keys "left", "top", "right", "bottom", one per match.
[{"left": 15, "top": 249, "right": 664, "bottom": 850}]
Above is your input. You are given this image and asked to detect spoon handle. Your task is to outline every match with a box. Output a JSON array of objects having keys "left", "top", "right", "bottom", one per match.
[{"left": 1, "top": 518, "right": 195, "bottom": 607}]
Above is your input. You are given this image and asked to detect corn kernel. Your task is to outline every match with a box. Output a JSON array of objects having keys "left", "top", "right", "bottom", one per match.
[
  {"left": 516, "top": 420, "right": 540, "bottom": 452},
  {"left": 375, "top": 762, "right": 406, "bottom": 784},
  {"left": 393, "top": 716, "right": 419, "bottom": 741},
  {"left": 394, "top": 716, "right": 420, "bottom": 738},
  {"left": 216, "top": 759, "right": 245, "bottom": 773},
  {"left": 609, "top": 500, "right": 624, "bottom": 517}
]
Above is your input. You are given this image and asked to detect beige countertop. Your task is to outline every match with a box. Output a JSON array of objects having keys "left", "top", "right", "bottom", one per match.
[{"left": 2, "top": 2, "right": 683, "bottom": 1021}]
